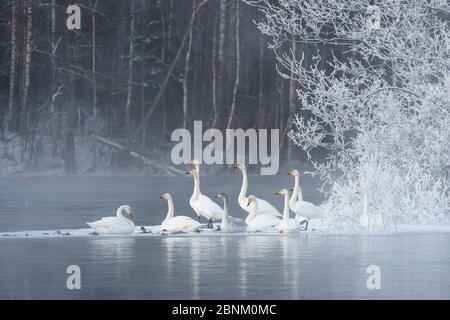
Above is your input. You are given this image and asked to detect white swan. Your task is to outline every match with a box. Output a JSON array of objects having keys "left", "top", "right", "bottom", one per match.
[
  {"left": 288, "top": 169, "right": 325, "bottom": 230},
  {"left": 276, "top": 188, "right": 301, "bottom": 233},
  {"left": 357, "top": 186, "right": 369, "bottom": 227},
  {"left": 87, "top": 205, "right": 135, "bottom": 235},
  {"left": 160, "top": 193, "right": 202, "bottom": 232},
  {"left": 234, "top": 163, "right": 281, "bottom": 217},
  {"left": 246, "top": 195, "right": 281, "bottom": 230},
  {"left": 215, "top": 193, "right": 247, "bottom": 233},
  {"left": 186, "top": 168, "right": 224, "bottom": 228},
  {"left": 356, "top": 186, "right": 383, "bottom": 228}
]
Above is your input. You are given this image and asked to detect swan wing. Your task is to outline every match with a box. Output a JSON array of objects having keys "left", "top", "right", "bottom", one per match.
[
  {"left": 228, "top": 216, "right": 246, "bottom": 226},
  {"left": 220, "top": 215, "right": 247, "bottom": 233},
  {"left": 191, "top": 194, "right": 224, "bottom": 220},
  {"left": 278, "top": 218, "right": 301, "bottom": 232},
  {"left": 255, "top": 197, "right": 282, "bottom": 217},
  {"left": 239, "top": 196, "right": 281, "bottom": 217},
  {"left": 291, "top": 200, "right": 325, "bottom": 219},
  {"left": 247, "top": 213, "right": 281, "bottom": 229},
  {"left": 87, "top": 217, "right": 135, "bottom": 235},
  {"left": 162, "top": 216, "right": 202, "bottom": 232}
]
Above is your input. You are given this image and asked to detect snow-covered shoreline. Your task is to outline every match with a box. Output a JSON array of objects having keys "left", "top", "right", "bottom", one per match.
[{"left": 1, "top": 224, "right": 449, "bottom": 240}]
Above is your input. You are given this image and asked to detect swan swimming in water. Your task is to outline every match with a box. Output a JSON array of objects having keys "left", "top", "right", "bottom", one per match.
[
  {"left": 288, "top": 169, "right": 325, "bottom": 230},
  {"left": 245, "top": 195, "right": 281, "bottom": 230},
  {"left": 186, "top": 168, "right": 224, "bottom": 228},
  {"left": 215, "top": 193, "right": 247, "bottom": 233},
  {"left": 160, "top": 193, "right": 202, "bottom": 232},
  {"left": 87, "top": 205, "right": 135, "bottom": 235},
  {"left": 276, "top": 188, "right": 301, "bottom": 233},
  {"left": 234, "top": 163, "right": 281, "bottom": 217}
]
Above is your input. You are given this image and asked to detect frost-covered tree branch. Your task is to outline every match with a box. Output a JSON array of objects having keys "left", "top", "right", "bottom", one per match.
[{"left": 247, "top": 0, "right": 450, "bottom": 231}]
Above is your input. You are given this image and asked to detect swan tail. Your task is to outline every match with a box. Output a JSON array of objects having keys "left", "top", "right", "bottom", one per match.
[{"left": 86, "top": 221, "right": 100, "bottom": 229}]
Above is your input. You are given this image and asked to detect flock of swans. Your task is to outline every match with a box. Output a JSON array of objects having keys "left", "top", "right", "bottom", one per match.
[{"left": 87, "top": 160, "right": 326, "bottom": 236}]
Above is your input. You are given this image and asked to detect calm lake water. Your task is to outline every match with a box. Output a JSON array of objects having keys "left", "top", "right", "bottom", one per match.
[{"left": 0, "top": 176, "right": 449, "bottom": 299}]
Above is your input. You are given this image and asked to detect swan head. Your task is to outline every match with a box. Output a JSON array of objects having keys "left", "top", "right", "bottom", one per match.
[
  {"left": 118, "top": 204, "right": 133, "bottom": 219},
  {"left": 288, "top": 169, "right": 299, "bottom": 176},
  {"left": 247, "top": 195, "right": 256, "bottom": 207},
  {"left": 276, "top": 188, "right": 289, "bottom": 196},
  {"left": 185, "top": 168, "right": 196, "bottom": 176},
  {"left": 160, "top": 192, "right": 171, "bottom": 200},
  {"left": 189, "top": 159, "right": 200, "bottom": 166},
  {"left": 215, "top": 192, "right": 228, "bottom": 201},
  {"left": 233, "top": 163, "right": 245, "bottom": 171}
]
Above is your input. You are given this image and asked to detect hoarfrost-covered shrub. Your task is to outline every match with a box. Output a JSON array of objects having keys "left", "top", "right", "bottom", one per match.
[{"left": 249, "top": 0, "right": 450, "bottom": 231}]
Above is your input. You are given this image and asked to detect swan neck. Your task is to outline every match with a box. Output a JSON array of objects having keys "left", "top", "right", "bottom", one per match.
[
  {"left": 222, "top": 197, "right": 229, "bottom": 219},
  {"left": 116, "top": 206, "right": 125, "bottom": 218},
  {"left": 239, "top": 168, "right": 248, "bottom": 200},
  {"left": 363, "top": 193, "right": 368, "bottom": 216},
  {"left": 296, "top": 177, "right": 303, "bottom": 202},
  {"left": 283, "top": 194, "right": 290, "bottom": 221},
  {"left": 289, "top": 175, "right": 300, "bottom": 205},
  {"left": 223, "top": 198, "right": 228, "bottom": 217},
  {"left": 165, "top": 197, "right": 175, "bottom": 220},
  {"left": 192, "top": 171, "right": 201, "bottom": 200}
]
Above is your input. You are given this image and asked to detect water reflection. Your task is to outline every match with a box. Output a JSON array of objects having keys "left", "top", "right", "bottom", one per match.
[
  {"left": 159, "top": 235, "right": 310, "bottom": 299},
  {"left": 88, "top": 237, "right": 136, "bottom": 260},
  {"left": 87, "top": 237, "right": 136, "bottom": 286},
  {"left": 237, "top": 239, "right": 248, "bottom": 298},
  {"left": 1, "top": 234, "right": 449, "bottom": 299}
]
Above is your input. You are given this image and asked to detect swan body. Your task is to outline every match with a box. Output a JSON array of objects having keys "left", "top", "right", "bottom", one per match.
[
  {"left": 216, "top": 193, "right": 247, "bottom": 233},
  {"left": 358, "top": 187, "right": 383, "bottom": 228},
  {"left": 160, "top": 193, "right": 202, "bottom": 232},
  {"left": 277, "top": 189, "right": 301, "bottom": 233},
  {"left": 190, "top": 195, "right": 224, "bottom": 221},
  {"left": 234, "top": 163, "right": 281, "bottom": 217},
  {"left": 290, "top": 200, "right": 324, "bottom": 220},
  {"left": 186, "top": 168, "right": 224, "bottom": 227},
  {"left": 288, "top": 169, "right": 325, "bottom": 229},
  {"left": 245, "top": 195, "right": 281, "bottom": 230},
  {"left": 87, "top": 205, "right": 135, "bottom": 235}
]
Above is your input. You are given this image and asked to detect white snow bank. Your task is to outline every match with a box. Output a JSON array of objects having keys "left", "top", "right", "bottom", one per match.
[
  {"left": 1, "top": 222, "right": 449, "bottom": 239},
  {"left": 0, "top": 225, "right": 303, "bottom": 239}
]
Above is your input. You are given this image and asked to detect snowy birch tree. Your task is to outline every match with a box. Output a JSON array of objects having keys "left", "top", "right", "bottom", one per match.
[{"left": 248, "top": 0, "right": 450, "bottom": 231}]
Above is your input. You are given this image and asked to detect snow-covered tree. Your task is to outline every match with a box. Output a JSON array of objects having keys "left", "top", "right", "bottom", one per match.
[{"left": 248, "top": 0, "right": 450, "bottom": 231}]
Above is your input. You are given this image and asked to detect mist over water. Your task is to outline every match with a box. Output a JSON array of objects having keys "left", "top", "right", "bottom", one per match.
[{"left": 0, "top": 175, "right": 318, "bottom": 232}]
